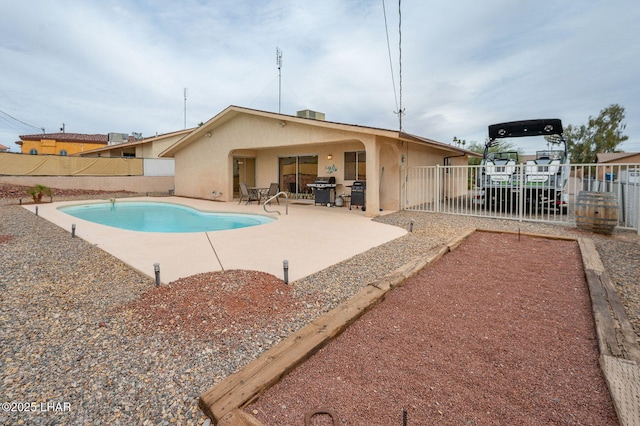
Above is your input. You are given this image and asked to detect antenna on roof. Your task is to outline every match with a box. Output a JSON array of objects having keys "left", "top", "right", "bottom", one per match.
[
  {"left": 183, "top": 88, "right": 188, "bottom": 129},
  {"left": 276, "top": 47, "right": 282, "bottom": 113}
]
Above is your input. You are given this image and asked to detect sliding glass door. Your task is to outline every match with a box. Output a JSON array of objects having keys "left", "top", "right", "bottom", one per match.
[{"left": 279, "top": 155, "right": 318, "bottom": 199}]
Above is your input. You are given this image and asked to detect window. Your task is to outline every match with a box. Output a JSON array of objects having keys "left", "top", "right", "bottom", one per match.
[
  {"left": 29, "top": 148, "right": 38, "bottom": 155},
  {"left": 279, "top": 155, "right": 318, "bottom": 198},
  {"left": 344, "top": 151, "right": 366, "bottom": 180},
  {"left": 59, "top": 150, "right": 68, "bottom": 156}
]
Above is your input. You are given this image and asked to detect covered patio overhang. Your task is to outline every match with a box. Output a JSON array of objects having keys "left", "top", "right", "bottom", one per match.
[{"left": 228, "top": 135, "right": 405, "bottom": 216}]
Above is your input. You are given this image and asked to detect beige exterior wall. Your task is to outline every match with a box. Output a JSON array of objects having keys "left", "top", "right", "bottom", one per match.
[
  {"left": 174, "top": 114, "right": 377, "bottom": 203},
  {"left": 168, "top": 108, "right": 470, "bottom": 216}
]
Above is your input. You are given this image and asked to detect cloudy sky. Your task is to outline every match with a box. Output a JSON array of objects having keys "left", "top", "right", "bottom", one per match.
[{"left": 1, "top": 0, "right": 639, "bottom": 154}]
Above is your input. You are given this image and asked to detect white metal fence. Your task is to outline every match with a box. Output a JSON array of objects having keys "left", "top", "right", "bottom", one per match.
[{"left": 403, "top": 163, "right": 640, "bottom": 232}]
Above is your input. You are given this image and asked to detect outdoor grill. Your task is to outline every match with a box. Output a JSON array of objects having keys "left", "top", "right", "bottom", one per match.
[
  {"left": 308, "top": 176, "right": 336, "bottom": 205},
  {"left": 348, "top": 180, "right": 366, "bottom": 210}
]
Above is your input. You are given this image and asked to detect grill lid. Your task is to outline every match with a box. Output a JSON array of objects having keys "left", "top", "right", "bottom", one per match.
[
  {"left": 348, "top": 180, "right": 366, "bottom": 188},
  {"left": 313, "top": 176, "right": 336, "bottom": 184}
]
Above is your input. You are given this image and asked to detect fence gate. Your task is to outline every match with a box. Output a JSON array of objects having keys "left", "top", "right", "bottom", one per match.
[{"left": 403, "top": 163, "right": 640, "bottom": 232}]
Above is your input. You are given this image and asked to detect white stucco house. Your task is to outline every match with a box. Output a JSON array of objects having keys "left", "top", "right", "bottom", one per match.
[{"left": 160, "top": 106, "right": 477, "bottom": 217}]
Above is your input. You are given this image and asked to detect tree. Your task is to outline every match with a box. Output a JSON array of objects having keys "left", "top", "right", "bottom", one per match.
[{"left": 564, "top": 104, "right": 628, "bottom": 164}]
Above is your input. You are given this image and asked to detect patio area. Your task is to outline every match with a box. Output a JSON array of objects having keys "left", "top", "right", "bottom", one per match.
[{"left": 26, "top": 196, "right": 407, "bottom": 284}]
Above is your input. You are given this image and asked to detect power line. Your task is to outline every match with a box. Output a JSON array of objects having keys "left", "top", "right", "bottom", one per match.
[
  {"left": 382, "top": 0, "right": 405, "bottom": 131},
  {"left": 0, "top": 109, "right": 44, "bottom": 133},
  {"left": 395, "top": 0, "right": 405, "bottom": 131},
  {"left": 382, "top": 0, "right": 399, "bottom": 113}
]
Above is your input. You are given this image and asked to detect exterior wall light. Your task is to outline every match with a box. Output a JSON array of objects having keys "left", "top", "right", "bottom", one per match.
[{"left": 327, "top": 154, "right": 332, "bottom": 160}]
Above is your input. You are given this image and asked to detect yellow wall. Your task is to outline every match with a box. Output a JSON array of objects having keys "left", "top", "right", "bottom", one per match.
[{"left": 20, "top": 139, "right": 106, "bottom": 155}]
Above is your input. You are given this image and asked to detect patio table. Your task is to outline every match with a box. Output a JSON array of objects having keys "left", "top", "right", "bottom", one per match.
[{"left": 250, "top": 187, "right": 269, "bottom": 203}]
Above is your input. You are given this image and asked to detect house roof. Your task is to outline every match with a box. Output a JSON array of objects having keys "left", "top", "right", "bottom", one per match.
[
  {"left": 596, "top": 152, "right": 640, "bottom": 163},
  {"left": 77, "top": 128, "right": 195, "bottom": 155},
  {"left": 160, "top": 105, "right": 480, "bottom": 158},
  {"left": 18, "top": 132, "right": 111, "bottom": 144},
  {"left": 399, "top": 132, "right": 481, "bottom": 157}
]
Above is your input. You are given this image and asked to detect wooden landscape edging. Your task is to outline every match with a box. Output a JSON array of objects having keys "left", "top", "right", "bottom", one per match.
[
  {"left": 475, "top": 227, "right": 578, "bottom": 241},
  {"left": 577, "top": 238, "right": 640, "bottom": 363},
  {"left": 200, "top": 227, "right": 640, "bottom": 426},
  {"left": 199, "top": 228, "right": 475, "bottom": 424},
  {"left": 577, "top": 237, "right": 640, "bottom": 426}
]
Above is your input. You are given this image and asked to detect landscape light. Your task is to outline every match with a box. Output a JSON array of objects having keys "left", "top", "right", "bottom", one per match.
[
  {"left": 154, "top": 263, "right": 161, "bottom": 287},
  {"left": 283, "top": 260, "right": 289, "bottom": 284}
]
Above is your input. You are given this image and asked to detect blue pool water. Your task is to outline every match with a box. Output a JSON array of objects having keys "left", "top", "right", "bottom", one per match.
[{"left": 59, "top": 201, "right": 275, "bottom": 233}]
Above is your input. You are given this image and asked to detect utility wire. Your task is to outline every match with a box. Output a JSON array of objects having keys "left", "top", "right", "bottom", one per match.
[
  {"left": 382, "top": 0, "right": 399, "bottom": 113},
  {"left": 0, "top": 109, "right": 44, "bottom": 133},
  {"left": 396, "top": 0, "right": 405, "bottom": 132}
]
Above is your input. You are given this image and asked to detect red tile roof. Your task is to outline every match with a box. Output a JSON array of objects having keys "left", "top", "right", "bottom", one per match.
[{"left": 19, "top": 133, "right": 109, "bottom": 144}]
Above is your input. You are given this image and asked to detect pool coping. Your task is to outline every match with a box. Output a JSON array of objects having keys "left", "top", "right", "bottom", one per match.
[
  {"left": 58, "top": 200, "right": 276, "bottom": 233},
  {"left": 24, "top": 196, "right": 407, "bottom": 284}
]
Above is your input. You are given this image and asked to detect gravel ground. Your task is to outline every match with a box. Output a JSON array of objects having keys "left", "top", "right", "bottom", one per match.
[
  {"left": 0, "top": 184, "right": 638, "bottom": 425},
  {"left": 248, "top": 233, "right": 618, "bottom": 425}
]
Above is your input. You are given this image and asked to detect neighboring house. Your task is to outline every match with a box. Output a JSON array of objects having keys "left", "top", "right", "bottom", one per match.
[
  {"left": 0, "top": 144, "right": 9, "bottom": 153},
  {"left": 78, "top": 129, "right": 194, "bottom": 158},
  {"left": 16, "top": 133, "right": 114, "bottom": 155},
  {"left": 160, "top": 105, "right": 478, "bottom": 216},
  {"left": 596, "top": 152, "right": 640, "bottom": 164},
  {"left": 596, "top": 151, "right": 640, "bottom": 181}
]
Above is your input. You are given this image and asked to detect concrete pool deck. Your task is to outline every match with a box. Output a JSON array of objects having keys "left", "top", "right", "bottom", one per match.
[{"left": 26, "top": 196, "right": 407, "bottom": 284}]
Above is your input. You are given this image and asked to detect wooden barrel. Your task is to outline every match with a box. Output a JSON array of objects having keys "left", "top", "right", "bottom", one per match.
[{"left": 575, "top": 191, "right": 619, "bottom": 235}]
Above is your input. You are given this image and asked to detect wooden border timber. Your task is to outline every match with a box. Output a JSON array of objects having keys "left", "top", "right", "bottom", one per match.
[
  {"left": 200, "top": 228, "right": 640, "bottom": 425},
  {"left": 577, "top": 237, "right": 640, "bottom": 426},
  {"left": 578, "top": 238, "right": 640, "bottom": 363},
  {"left": 475, "top": 227, "right": 578, "bottom": 241},
  {"left": 198, "top": 228, "right": 475, "bottom": 423}
]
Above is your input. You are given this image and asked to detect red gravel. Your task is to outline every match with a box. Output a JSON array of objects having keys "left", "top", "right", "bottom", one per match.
[
  {"left": 246, "top": 232, "right": 618, "bottom": 425},
  {"left": 123, "top": 270, "right": 310, "bottom": 344}
]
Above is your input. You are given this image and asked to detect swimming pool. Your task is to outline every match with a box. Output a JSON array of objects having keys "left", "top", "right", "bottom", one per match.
[{"left": 59, "top": 201, "right": 275, "bottom": 233}]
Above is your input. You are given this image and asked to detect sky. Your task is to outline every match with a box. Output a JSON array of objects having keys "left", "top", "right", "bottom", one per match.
[{"left": 1, "top": 0, "right": 639, "bottom": 154}]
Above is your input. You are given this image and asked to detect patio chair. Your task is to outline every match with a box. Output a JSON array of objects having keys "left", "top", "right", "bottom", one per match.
[
  {"left": 238, "top": 183, "right": 260, "bottom": 205},
  {"left": 265, "top": 182, "right": 280, "bottom": 204}
]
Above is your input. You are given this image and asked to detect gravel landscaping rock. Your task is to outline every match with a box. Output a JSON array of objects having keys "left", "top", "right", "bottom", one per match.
[{"left": 0, "top": 184, "right": 638, "bottom": 425}]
